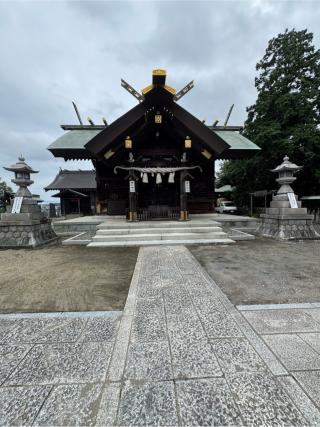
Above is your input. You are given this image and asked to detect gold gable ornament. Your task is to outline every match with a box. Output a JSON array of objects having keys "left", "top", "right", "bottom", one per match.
[
  {"left": 184, "top": 136, "right": 192, "bottom": 149},
  {"left": 125, "top": 136, "right": 132, "bottom": 149},
  {"left": 155, "top": 111, "right": 162, "bottom": 124}
]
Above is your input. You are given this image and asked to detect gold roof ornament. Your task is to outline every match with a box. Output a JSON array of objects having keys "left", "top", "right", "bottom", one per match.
[
  {"left": 142, "top": 84, "right": 154, "bottom": 95},
  {"left": 164, "top": 85, "right": 176, "bottom": 95},
  {"left": 152, "top": 69, "right": 166, "bottom": 76},
  {"left": 142, "top": 69, "right": 176, "bottom": 95}
]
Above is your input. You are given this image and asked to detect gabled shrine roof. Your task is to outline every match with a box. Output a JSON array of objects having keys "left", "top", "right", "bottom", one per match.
[
  {"left": 213, "top": 130, "right": 261, "bottom": 159},
  {"left": 47, "top": 69, "right": 261, "bottom": 160},
  {"left": 47, "top": 130, "right": 101, "bottom": 159},
  {"left": 47, "top": 127, "right": 260, "bottom": 160},
  {"left": 45, "top": 169, "right": 96, "bottom": 191}
]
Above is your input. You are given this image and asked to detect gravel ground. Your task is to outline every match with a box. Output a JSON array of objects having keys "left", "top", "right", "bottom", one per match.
[
  {"left": 0, "top": 246, "right": 138, "bottom": 313},
  {"left": 190, "top": 237, "right": 320, "bottom": 305}
]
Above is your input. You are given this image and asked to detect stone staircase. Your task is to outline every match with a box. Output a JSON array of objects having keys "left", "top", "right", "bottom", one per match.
[{"left": 87, "top": 220, "right": 234, "bottom": 247}]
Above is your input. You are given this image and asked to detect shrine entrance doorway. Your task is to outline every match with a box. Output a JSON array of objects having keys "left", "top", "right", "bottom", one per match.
[{"left": 138, "top": 173, "right": 180, "bottom": 220}]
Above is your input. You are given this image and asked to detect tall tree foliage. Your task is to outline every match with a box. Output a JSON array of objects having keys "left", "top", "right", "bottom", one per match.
[
  {"left": 217, "top": 29, "right": 320, "bottom": 206},
  {"left": 0, "top": 180, "right": 13, "bottom": 205}
]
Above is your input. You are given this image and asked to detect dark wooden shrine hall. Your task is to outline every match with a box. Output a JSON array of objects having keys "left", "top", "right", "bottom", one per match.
[{"left": 47, "top": 69, "right": 260, "bottom": 220}]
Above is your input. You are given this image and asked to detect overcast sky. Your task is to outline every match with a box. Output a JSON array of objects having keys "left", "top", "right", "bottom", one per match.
[{"left": 0, "top": 0, "right": 319, "bottom": 201}]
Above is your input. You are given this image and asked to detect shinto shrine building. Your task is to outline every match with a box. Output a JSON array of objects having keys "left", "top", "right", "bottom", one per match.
[{"left": 47, "top": 69, "right": 260, "bottom": 220}]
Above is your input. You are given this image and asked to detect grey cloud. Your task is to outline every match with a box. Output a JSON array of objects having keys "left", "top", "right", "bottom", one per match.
[{"left": 0, "top": 0, "right": 319, "bottom": 201}]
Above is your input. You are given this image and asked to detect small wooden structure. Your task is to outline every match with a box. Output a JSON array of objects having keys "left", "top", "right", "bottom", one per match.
[{"left": 45, "top": 170, "right": 96, "bottom": 216}]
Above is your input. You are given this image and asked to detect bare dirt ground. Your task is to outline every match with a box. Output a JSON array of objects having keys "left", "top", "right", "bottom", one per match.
[
  {"left": 0, "top": 246, "right": 138, "bottom": 313},
  {"left": 190, "top": 237, "right": 320, "bottom": 305}
]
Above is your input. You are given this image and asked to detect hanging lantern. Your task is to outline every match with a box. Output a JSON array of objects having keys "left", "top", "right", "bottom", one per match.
[
  {"left": 184, "top": 136, "right": 192, "bottom": 149},
  {"left": 155, "top": 111, "right": 162, "bottom": 124},
  {"left": 125, "top": 136, "right": 132, "bottom": 149}
]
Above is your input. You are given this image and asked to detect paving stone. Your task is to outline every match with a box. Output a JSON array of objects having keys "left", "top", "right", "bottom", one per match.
[
  {"left": 138, "top": 275, "right": 162, "bottom": 299},
  {"left": 6, "top": 342, "right": 113, "bottom": 385},
  {"left": 188, "top": 289, "right": 224, "bottom": 311},
  {"left": 237, "top": 303, "right": 315, "bottom": 311},
  {"left": 176, "top": 378, "right": 242, "bottom": 426},
  {"left": 80, "top": 316, "right": 120, "bottom": 342},
  {"left": 263, "top": 334, "right": 320, "bottom": 371},
  {"left": 135, "top": 297, "right": 164, "bottom": 318},
  {"left": 166, "top": 309, "right": 205, "bottom": 339},
  {"left": 293, "top": 371, "right": 320, "bottom": 408},
  {"left": 174, "top": 255, "right": 201, "bottom": 276},
  {"left": 2, "top": 318, "right": 86, "bottom": 344},
  {"left": 159, "top": 261, "right": 184, "bottom": 283},
  {"left": 228, "top": 372, "right": 307, "bottom": 425},
  {"left": 35, "top": 383, "right": 103, "bottom": 426},
  {"left": 242, "top": 309, "right": 320, "bottom": 334},
  {"left": 234, "top": 311, "right": 288, "bottom": 376},
  {"left": 0, "top": 344, "right": 31, "bottom": 385},
  {"left": 299, "top": 332, "right": 320, "bottom": 354},
  {"left": 305, "top": 308, "right": 320, "bottom": 324},
  {"left": 278, "top": 376, "right": 320, "bottom": 425},
  {"left": 184, "top": 276, "right": 212, "bottom": 294},
  {"left": 95, "top": 383, "right": 121, "bottom": 426},
  {"left": 197, "top": 307, "right": 243, "bottom": 338},
  {"left": 0, "top": 385, "right": 52, "bottom": 425},
  {"left": 210, "top": 338, "right": 268, "bottom": 374},
  {"left": 107, "top": 315, "right": 132, "bottom": 382},
  {"left": 125, "top": 340, "right": 173, "bottom": 380},
  {"left": 163, "top": 287, "right": 194, "bottom": 313},
  {"left": 117, "top": 380, "right": 178, "bottom": 426},
  {"left": 131, "top": 312, "right": 167, "bottom": 342},
  {"left": 131, "top": 296, "right": 166, "bottom": 342},
  {"left": 170, "top": 334, "right": 222, "bottom": 379},
  {"left": 0, "top": 319, "right": 20, "bottom": 342}
]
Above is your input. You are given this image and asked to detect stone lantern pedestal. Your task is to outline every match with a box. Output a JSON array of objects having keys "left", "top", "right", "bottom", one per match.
[
  {"left": 0, "top": 157, "right": 58, "bottom": 248},
  {"left": 256, "top": 156, "right": 319, "bottom": 240}
]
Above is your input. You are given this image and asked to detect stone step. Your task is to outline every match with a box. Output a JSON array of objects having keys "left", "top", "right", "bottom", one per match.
[
  {"left": 92, "top": 232, "right": 228, "bottom": 242},
  {"left": 96, "top": 226, "right": 223, "bottom": 235},
  {"left": 96, "top": 221, "right": 221, "bottom": 230},
  {"left": 87, "top": 238, "right": 235, "bottom": 247}
]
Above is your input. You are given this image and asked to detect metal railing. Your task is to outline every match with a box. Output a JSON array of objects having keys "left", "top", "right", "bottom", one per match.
[{"left": 126, "top": 206, "right": 180, "bottom": 221}]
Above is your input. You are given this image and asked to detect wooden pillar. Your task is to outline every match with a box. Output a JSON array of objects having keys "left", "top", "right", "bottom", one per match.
[
  {"left": 90, "top": 191, "right": 96, "bottom": 215},
  {"left": 179, "top": 170, "right": 189, "bottom": 221},
  {"left": 128, "top": 173, "right": 138, "bottom": 221}
]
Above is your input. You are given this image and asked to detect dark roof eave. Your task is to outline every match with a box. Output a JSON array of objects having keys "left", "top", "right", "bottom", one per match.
[
  {"left": 218, "top": 148, "right": 261, "bottom": 159},
  {"left": 45, "top": 187, "right": 94, "bottom": 191},
  {"left": 48, "top": 148, "right": 92, "bottom": 160}
]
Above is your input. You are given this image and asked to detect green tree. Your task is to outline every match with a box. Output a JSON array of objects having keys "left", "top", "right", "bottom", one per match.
[
  {"left": 0, "top": 180, "right": 12, "bottom": 196},
  {"left": 217, "top": 29, "right": 320, "bottom": 206}
]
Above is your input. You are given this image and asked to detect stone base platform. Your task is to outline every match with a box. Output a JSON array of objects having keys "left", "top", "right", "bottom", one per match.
[
  {"left": 0, "top": 221, "right": 59, "bottom": 248},
  {"left": 257, "top": 214, "right": 319, "bottom": 240}
]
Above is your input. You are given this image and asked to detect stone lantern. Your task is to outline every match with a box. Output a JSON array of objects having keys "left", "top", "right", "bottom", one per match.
[
  {"left": 0, "top": 156, "right": 58, "bottom": 248},
  {"left": 271, "top": 155, "right": 302, "bottom": 197},
  {"left": 256, "top": 155, "right": 319, "bottom": 240},
  {"left": 4, "top": 156, "right": 38, "bottom": 198}
]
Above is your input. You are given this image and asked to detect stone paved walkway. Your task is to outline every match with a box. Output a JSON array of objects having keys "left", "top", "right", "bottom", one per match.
[{"left": 0, "top": 245, "right": 320, "bottom": 425}]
